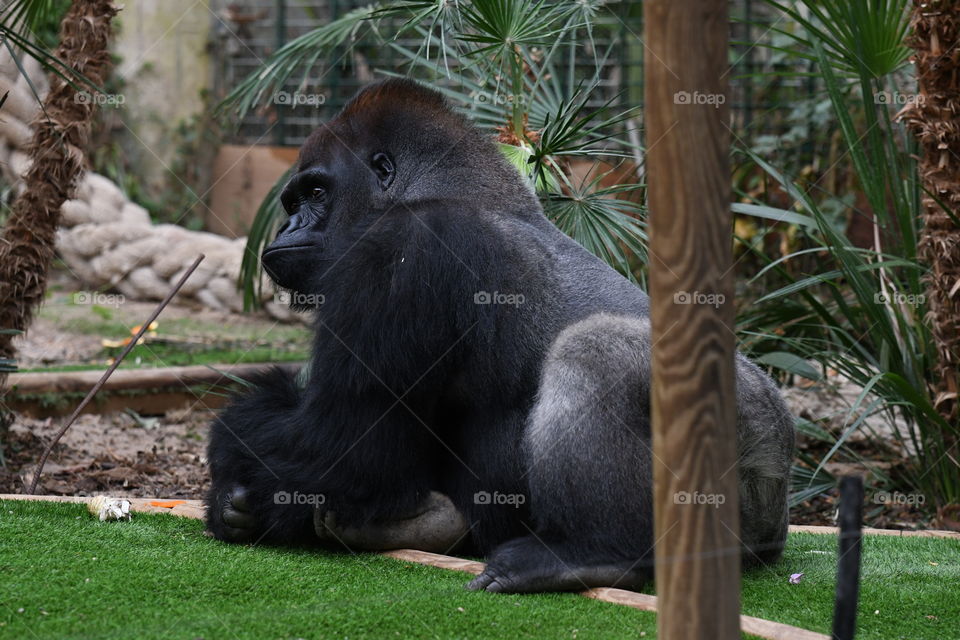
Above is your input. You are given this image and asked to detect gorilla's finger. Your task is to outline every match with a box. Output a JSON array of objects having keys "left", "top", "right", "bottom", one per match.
[
  {"left": 227, "top": 486, "right": 251, "bottom": 512},
  {"left": 222, "top": 505, "right": 256, "bottom": 529},
  {"left": 465, "top": 572, "right": 495, "bottom": 591},
  {"left": 314, "top": 511, "right": 338, "bottom": 543},
  {"left": 221, "top": 524, "right": 255, "bottom": 543},
  {"left": 484, "top": 579, "right": 506, "bottom": 593}
]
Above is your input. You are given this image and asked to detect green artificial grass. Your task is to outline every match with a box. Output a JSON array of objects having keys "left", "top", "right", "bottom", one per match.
[{"left": 1, "top": 500, "right": 957, "bottom": 639}]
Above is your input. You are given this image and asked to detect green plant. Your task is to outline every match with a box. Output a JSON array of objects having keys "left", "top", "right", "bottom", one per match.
[
  {"left": 0, "top": 0, "right": 98, "bottom": 99},
  {"left": 742, "top": 0, "right": 959, "bottom": 509},
  {"left": 222, "top": 0, "right": 646, "bottom": 308},
  {"left": 0, "top": 329, "right": 18, "bottom": 374}
]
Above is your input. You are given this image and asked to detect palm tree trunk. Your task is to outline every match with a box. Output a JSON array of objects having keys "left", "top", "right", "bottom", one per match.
[
  {"left": 903, "top": 1, "right": 960, "bottom": 424},
  {"left": 0, "top": 0, "right": 117, "bottom": 404}
]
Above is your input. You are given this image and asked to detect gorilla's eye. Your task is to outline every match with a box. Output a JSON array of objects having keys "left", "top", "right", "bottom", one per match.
[{"left": 311, "top": 187, "right": 325, "bottom": 199}]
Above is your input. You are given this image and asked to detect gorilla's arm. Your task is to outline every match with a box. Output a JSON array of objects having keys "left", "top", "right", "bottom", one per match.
[
  {"left": 206, "top": 367, "right": 316, "bottom": 544},
  {"left": 206, "top": 364, "right": 445, "bottom": 545}
]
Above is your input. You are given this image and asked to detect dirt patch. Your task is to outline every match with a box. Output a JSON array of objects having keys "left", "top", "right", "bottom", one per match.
[
  {"left": 1, "top": 404, "right": 211, "bottom": 499},
  {"left": 0, "top": 268, "right": 292, "bottom": 504}
]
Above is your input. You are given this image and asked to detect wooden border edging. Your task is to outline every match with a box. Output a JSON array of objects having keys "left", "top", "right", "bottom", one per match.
[
  {"left": 789, "top": 524, "right": 960, "bottom": 540},
  {"left": 382, "top": 550, "right": 831, "bottom": 640},
  {"left": 1, "top": 494, "right": 206, "bottom": 519},
  {"left": 6, "top": 496, "right": 955, "bottom": 539}
]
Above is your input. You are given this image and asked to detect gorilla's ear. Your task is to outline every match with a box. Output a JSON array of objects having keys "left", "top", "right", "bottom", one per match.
[{"left": 371, "top": 152, "right": 395, "bottom": 190}]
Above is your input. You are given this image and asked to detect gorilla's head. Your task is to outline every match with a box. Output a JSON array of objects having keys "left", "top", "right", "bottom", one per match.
[{"left": 261, "top": 79, "right": 536, "bottom": 292}]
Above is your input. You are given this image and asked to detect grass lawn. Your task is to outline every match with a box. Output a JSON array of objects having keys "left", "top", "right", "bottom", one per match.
[{"left": 1, "top": 499, "right": 957, "bottom": 639}]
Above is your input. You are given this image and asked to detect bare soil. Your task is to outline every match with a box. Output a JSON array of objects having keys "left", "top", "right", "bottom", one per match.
[{"left": 1, "top": 404, "right": 211, "bottom": 498}]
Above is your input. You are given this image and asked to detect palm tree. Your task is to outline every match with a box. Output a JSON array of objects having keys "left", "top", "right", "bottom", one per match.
[
  {"left": 0, "top": 0, "right": 118, "bottom": 429},
  {"left": 902, "top": 1, "right": 960, "bottom": 425}
]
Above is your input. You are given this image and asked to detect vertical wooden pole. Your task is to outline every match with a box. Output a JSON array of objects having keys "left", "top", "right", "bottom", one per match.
[{"left": 645, "top": 2, "right": 740, "bottom": 639}]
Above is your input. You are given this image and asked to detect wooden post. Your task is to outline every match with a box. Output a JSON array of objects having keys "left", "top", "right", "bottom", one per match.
[{"left": 645, "top": 2, "right": 740, "bottom": 639}]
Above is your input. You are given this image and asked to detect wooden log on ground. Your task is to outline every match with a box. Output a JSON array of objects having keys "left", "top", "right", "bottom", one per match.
[
  {"left": 6, "top": 362, "right": 304, "bottom": 394},
  {"left": 5, "top": 362, "right": 306, "bottom": 417}
]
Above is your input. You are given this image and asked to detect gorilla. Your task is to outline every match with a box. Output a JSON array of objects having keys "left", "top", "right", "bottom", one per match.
[{"left": 206, "top": 78, "right": 794, "bottom": 594}]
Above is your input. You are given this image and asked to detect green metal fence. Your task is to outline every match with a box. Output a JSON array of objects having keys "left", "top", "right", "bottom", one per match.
[{"left": 213, "top": 1, "right": 817, "bottom": 149}]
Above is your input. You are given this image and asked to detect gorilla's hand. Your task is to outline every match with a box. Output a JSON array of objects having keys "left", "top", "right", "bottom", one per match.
[
  {"left": 315, "top": 491, "right": 468, "bottom": 553},
  {"left": 212, "top": 485, "right": 259, "bottom": 543}
]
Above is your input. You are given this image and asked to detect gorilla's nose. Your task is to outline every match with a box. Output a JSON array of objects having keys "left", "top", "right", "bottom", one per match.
[{"left": 277, "top": 213, "right": 306, "bottom": 236}]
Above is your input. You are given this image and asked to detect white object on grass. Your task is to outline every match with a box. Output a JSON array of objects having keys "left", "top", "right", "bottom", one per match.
[{"left": 87, "top": 496, "right": 132, "bottom": 522}]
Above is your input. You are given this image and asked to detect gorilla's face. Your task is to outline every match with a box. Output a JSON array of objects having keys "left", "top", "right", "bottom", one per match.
[{"left": 262, "top": 132, "right": 396, "bottom": 291}]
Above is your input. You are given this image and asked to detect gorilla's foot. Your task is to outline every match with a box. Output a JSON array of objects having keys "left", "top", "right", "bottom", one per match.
[
  {"left": 315, "top": 491, "right": 468, "bottom": 552},
  {"left": 465, "top": 536, "right": 649, "bottom": 594},
  {"left": 210, "top": 485, "right": 259, "bottom": 543}
]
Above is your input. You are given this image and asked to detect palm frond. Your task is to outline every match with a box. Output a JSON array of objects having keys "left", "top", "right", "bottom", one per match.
[
  {"left": 239, "top": 167, "right": 293, "bottom": 311},
  {"left": 0, "top": 0, "right": 97, "bottom": 91},
  {"left": 543, "top": 174, "right": 646, "bottom": 283},
  {"left": 757, "top": 0, "right": 911, "bottom": 78}
]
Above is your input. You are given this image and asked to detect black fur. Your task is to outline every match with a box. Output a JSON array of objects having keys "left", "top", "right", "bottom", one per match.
[{"left": 206, "top": 79, "right": 794, "bottom": 592}]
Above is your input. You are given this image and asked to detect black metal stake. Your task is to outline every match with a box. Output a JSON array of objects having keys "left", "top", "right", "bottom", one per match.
[{"left": 832, "top": 475, "right": 864, "bottom": 640}]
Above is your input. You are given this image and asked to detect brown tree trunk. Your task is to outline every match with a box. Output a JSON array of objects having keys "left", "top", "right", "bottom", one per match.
[
  {"left": 0, "top": 0, "right": 118, "bottom": 404},
  {"left": 902, "top": 1, "right": 960, "bottom": 424}
]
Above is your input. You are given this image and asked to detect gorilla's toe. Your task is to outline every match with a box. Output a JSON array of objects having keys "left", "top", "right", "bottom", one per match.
[{"left": 466, "top": 566, "right": 522, "bottom": 593}]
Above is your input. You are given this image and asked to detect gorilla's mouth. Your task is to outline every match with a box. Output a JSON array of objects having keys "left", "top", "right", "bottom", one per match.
[{"left": 264, "top": 244, "right": 312, "bottom": 253}]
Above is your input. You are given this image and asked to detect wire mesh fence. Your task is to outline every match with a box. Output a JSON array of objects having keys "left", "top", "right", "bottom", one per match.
[{"left": 211, "top": 1, "right": 820, "bottom": 151}]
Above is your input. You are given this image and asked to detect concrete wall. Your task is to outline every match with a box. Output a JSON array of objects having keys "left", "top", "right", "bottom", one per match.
[
  {"left": 207, "top": 145, "right": 299, "bottom": 237},
  {"left": 112, "top": 0, "right": 213, "bottom": 198}
]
